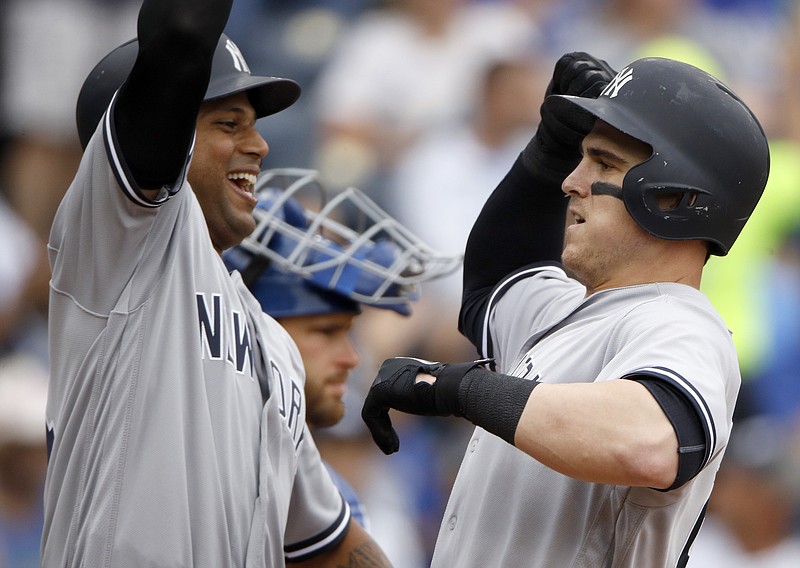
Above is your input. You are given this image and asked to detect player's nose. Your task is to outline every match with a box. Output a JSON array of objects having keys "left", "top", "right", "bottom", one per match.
[
  {"left": 562, "top": 162, "right": 590, "bottom": 199},
  {"left": 242, "top": 127, "right": 269, "bottom": 159},
  {"left": 341, "top": 339, "right": 360, "bottom": 370}
]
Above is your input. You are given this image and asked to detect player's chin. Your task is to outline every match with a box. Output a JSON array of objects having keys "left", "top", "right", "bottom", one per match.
[
  {"left": 560, "top": 247, "right": 587, "bottom": 281},
  {"left": 311, "top": 404, "right": 346, "bottom": 429},
  {"left": 232, "top": 209, "right": 257, "bottom": 240},
  {"left": 561, "top": 244, "right": 578, "bottom": 270}
]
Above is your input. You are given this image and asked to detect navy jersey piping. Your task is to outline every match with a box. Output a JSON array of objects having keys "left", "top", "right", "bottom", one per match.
[
  {"left": 624, "top": 366, "right": 716, "bottom": 468},
  {"left": 284, "top": 497, "right": 351, "bottom": 562},
  {"left": 104, "top": 91, "right": 191, "bottom": 208},
  {"left": 479, "top": 262, "right": 564, "bottom": 367}
]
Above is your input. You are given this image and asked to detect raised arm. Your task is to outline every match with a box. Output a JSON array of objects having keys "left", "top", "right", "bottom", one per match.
[
  {"left": 114, "top": 0, "right": 233, "bottom": 192},
  {"left": 459, "top": 53, "right": 615, "bottom": 346}
]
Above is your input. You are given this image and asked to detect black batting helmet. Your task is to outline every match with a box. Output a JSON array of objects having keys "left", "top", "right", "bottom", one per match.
[
  {"left": 76, "top": 34, "right": 300, "bottom": 149},
  {"left": 545, "top": 57, "right": 770, "bottom": 256}
]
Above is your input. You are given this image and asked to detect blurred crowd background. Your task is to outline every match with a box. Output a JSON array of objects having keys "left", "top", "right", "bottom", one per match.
[{"left": 2, "top": 0, "right": 800, "bottom": 566}]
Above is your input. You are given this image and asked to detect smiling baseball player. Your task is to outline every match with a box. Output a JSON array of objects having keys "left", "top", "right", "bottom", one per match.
[{"left": 42, "top": 0, "right": 390, "bottom": 566}]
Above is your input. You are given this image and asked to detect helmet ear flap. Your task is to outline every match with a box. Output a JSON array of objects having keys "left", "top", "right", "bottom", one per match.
[
  {"left": 649, "top": 189, "right": 700, "bottom": 212},
  {"left": 635, "top": 183, "right": 713, "bottom": 221},
  {"left": 622, "top": 158, "right": 724, "bottom": 253}
]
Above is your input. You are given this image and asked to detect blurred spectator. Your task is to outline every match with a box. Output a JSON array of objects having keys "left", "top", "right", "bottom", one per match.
[
  {"left": 0, "top": 352, "right": 49, "bottom": 568},
  {"left": 225, "top": 1, "right": 376, "bottom": 170},
  {"left": 312, "top": 0, "right": 537, "bottom": 203},
  {"left": 701, "top": 0, "right": 781, "bottom": 13},
  {"left": 0, "top": 0, "right": 139, "bottom": 241},
  {"left": 700, "top": 139, "right": 800, "bottom": 379},
  {"left": 372, "top": 56, "right": 547, "bottom": 364},
  {"left": 541, "top": 0, "right": 781, "bottom": 129},
  {"left": 782, "top": 0, "right": 800, "bottom": 144},
  {"left": 744, "top": 227, "right": 800, "bottom": 422},
  {"left": 0, "top": 196, "right": 50, "bottom": 362},
  {"left": 687, "top": 414, "right": 800, "bottom": 567}
]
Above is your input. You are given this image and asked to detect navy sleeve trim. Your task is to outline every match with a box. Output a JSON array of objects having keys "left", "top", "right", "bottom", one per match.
[
  {"left": 470, "top": 262, "right": 564, "bottom": 367},
  {"left": 284, "top": 497, "right": 351, "bottom": 563},
  {"left": 104, "top": 91, "right": 191, "bottom": 209},
  {"left": 624, "top": 366, "right": 715, "bottom": 471},
  {"left": 635, "top": 377, "right": 706, "bottom": 489}
]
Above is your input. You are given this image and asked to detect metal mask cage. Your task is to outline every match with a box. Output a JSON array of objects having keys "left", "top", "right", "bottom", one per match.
[{"left": 238, "top": 168, "right": 462, "bottom": 307}]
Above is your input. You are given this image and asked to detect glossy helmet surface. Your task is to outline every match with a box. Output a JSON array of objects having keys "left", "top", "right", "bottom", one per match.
[{"left": 75, "top": 34, "right": 300, "bottom": 149}]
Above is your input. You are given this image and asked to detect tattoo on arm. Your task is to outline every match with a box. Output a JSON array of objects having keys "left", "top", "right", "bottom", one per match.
[{"left": 334, "top": 541, "right": 392, "bottom": 568}]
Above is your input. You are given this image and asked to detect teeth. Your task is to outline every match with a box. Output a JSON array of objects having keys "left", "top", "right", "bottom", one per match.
[{"left": 227, "top": 172, "right": 257, "bottom": 190}]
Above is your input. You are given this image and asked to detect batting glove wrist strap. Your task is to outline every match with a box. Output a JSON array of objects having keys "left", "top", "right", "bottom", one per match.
[
  {"left": 458, "top": 367, "right": 539, "bottom": 445},
  {"left": 361, "top": 357, "right": 492, "bottom": 454},
  {"left": 431, "top": 360, "right": 490, "bottom": 417}
]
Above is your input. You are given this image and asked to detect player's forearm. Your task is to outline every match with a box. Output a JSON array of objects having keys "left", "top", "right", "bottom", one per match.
[
  {"left": 459, "top": 157, "right": 568, "bottom": 345},
  {"left": 116, "top": 0, "right": 233, "bottom": 191},
  {"left": 363, "top": 360, "right": 676, "bottom": 489},
  {"left": 514, "top": 379, "right": 679, "bottom": 488},
  {"left": 293, "top": 519, "right": 392, "bottom": 567},
  {"left": 138, "top": 0, "right": 232, "bottom": 45},
  {"left": 462, "top": 156, "right": 567, "bottom": 293}
]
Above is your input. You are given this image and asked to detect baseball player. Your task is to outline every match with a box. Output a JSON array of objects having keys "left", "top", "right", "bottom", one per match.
[
  {"left": 43, "top": 0, "right": 391, "bottom": 566},
  {"left": 360, "top": 53, "right": 770, "bottom": 567},
  {"left": 223, "top": 168, "right": 460, "bottom": 531}
]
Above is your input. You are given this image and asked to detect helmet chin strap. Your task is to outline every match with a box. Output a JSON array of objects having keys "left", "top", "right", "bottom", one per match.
[{"left": 591, "top": 182, "right": 623, "bottom": 200}]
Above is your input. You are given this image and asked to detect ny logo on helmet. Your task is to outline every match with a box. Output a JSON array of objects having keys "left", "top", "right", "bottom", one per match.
[
  {"left": 601, "top": 67, "right": 633, "bottom": 99},
  {"left": 225, "top": 39, "right": 251, "bottom": 74}
]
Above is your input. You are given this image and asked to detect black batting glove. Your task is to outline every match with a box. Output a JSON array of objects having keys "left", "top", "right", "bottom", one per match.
[
  {"left": 522, "top": 52, "right": 616, "bottom": 185},
  {"left": 361, "top": 357, "right": 491, "bottom": 455}
]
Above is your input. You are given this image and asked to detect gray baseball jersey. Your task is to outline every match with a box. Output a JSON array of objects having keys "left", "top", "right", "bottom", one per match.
[
  {"left": 432, "top": 265, "right": 738, "bottom": 568},
  {"left": 43, "top": 104, "right": 348, "bottom": 567}
]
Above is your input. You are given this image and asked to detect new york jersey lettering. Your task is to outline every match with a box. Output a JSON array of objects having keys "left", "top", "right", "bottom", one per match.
[
  {"left": 271, "top": 360, "right": 305, "bottom": 447},
  {"left": 197, "top": 292, "right": 255, "bottom": 376}
]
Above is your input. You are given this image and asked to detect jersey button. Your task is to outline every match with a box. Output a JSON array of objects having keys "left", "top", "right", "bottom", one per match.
[
  {"left": 448, "top": 515, "right": 457, "bottom": 530},
  {"left": 469, "top": 438, "right": 478, "bottom": 453}
]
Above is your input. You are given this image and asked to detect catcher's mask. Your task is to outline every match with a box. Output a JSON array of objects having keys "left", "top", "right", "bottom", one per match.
[{"left": 223, "top": 168, "right": 462, "bottom": 318}]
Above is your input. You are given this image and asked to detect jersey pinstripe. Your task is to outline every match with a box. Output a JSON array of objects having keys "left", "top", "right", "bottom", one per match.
[
  {"left": 432, "top": 265, "right": 738, "bottom": 568},
  {"left": 42, "top": 103, "right": 348, "bottom": 567}
]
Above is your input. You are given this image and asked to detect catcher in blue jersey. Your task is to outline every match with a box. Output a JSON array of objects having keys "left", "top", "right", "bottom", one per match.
[
  {"left": 224, "top": 168, "right": 460, "bottom": 532},
  {"left": 360, "top": 53, "right": 770, "bottom": 567},
  {"left": 43, "top": 0, "right": 392, "bottom": 566}
]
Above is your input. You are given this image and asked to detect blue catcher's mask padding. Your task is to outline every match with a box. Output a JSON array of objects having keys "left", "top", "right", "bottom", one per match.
[
  {"left": 225, "top": 245, "right": 362, "bottom": 318},
  {"left": 224, "top": 241, "right": 411, "bottom": 318}
]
